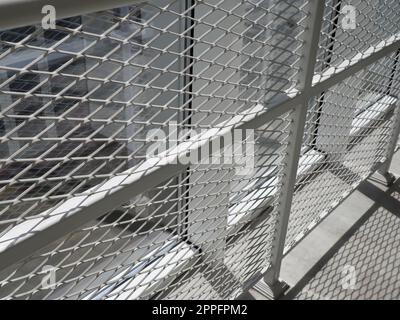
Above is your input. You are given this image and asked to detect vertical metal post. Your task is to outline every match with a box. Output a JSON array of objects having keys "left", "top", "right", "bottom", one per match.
[
  {"left": 256, "top": 0, "right": 326, "bottom": 299},
  {"left": 379, "top": 100, "right": 400, "bottom": 184}
]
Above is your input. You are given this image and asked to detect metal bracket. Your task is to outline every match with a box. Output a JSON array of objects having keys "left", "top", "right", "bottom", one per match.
[{"left": 251, "top": 277, "right": 290, "bottom": 300}]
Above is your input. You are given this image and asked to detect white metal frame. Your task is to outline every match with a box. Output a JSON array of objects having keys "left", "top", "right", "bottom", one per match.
[
  {"left": 0, "top": 0, "right": 400, "bottom": 299},
  {"left": 262, "top": 0, "right": 326, "bottom": 296},
  {"left": 0, "top": 0, "right": 144, "bottom": 31}
]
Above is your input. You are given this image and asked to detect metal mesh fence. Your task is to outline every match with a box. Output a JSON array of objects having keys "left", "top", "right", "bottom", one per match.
[
  {"left": 0, "top": 0, "right": 306, "bottom": 248},
  {"left": 0, "top": 113, "right": 291, "bottom": 299},
  {"left": 0, "top": 0, "right": 399, "bottom": 300},
  {"left": 314, "top": 0, "right": 400, "bottom": 77},
  {"left": 0, "top": 0, "right": 303, "bottom": 300}
]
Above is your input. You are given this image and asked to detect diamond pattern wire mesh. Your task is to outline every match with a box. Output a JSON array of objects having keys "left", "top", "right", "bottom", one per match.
[
  {"left": 0, "top": 1, "right": 301, "bottom": 248},
  {"left": 295, "top": 189, "right": 400, "bottom": 300},
  {"left": 0, "top": 0, "right": 304, "bottom": 299},
  {"left": 0, "top": 0, "right": 399, "bottom": 300},
  {"left": 285, "top": 52, "right": 400, "bottom": 250},
  {"left": 283, "top": 0, "right": 400, "bottom": 251},
  {"left": 0, "top": 114, "right": 291, "bottom": 300},
  {"left": 0, "top": 0, "right": 306, "bottom": 249}
]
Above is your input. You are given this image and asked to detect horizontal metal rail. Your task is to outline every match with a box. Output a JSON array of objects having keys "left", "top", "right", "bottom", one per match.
[{"left": 0, "top": 33, "right": 399, "bottom": 273}]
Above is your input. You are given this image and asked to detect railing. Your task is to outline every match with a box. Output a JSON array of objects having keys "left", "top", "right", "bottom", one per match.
[{"left": 0, "top": 0, "right": 399, "bottom": 300}]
